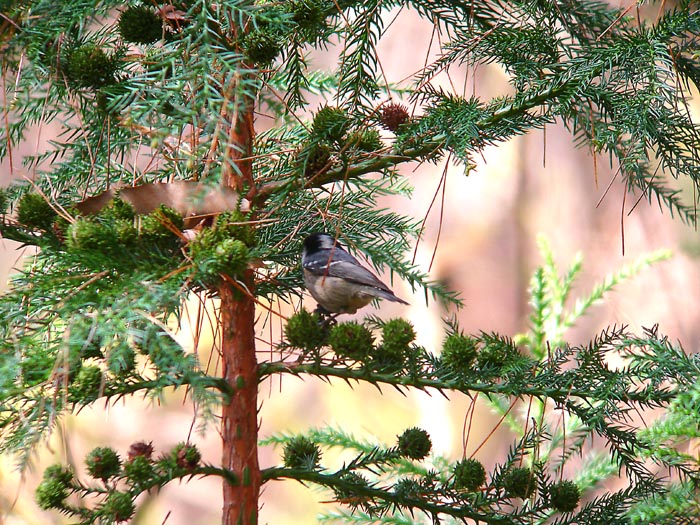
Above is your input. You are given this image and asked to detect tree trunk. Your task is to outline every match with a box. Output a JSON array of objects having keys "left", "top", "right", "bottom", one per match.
[
  {"left": 220, "top": 90, "right": 259, "bottom": 523},
  {"left": 220, "top": 273, "right": 260, "bottom": 525}
]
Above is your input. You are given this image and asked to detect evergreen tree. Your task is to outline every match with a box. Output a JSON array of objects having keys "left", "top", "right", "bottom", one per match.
[{"left": 1, "top": 1, "right": 700, "bottom": 524}]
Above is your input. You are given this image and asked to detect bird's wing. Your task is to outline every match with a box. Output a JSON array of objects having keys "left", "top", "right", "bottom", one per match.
[{"left": 303, "top": 251, "right": 393, "bottom": 292}]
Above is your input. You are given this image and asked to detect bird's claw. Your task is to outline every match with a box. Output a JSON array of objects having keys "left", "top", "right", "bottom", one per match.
[{"left": 313, "top": 306, "right": 338, "bottom": 328}]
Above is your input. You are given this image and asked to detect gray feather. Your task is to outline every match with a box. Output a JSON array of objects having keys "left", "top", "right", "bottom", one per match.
[{"left": 302, "top": 233, "right": 409, "bottom": 312}]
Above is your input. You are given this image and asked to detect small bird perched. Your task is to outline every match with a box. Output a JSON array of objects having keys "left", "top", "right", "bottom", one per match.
[{"left": 301, "top": 232, "right": 408, "bottom": 316}]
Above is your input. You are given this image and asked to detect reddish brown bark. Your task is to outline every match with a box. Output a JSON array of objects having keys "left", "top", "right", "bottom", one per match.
[
  {"left": 224, "top": 97, "right": 256, "bottom": 196},
  {"left": 220, "top": 274, "right": 260, "bottom": 525},
  {"left": 220, "top": 88, "right": 259, "bottom": 523}
]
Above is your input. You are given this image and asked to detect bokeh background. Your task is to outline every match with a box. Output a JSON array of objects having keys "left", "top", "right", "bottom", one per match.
[{"left": 1, "top": 5, "right": 699, "bottom": 524}]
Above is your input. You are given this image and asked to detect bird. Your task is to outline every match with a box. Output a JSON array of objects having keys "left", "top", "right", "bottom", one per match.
[{"left": 301, "top": 232, "right": 408, "bottom": 316}]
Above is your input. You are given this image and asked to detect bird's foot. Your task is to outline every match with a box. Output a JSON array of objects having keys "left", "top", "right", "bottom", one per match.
[{"left": 313, "top": 306, "right": 338, "bottom": 328}]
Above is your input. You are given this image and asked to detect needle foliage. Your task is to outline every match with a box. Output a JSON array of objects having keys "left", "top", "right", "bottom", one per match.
[{"left": 1, "top": 0, "right": 700, "bottom": 523}]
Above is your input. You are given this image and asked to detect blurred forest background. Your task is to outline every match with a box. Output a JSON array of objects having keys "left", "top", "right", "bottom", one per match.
[{"left": 1, "top": 4, "right": 699, "bottom": 524}]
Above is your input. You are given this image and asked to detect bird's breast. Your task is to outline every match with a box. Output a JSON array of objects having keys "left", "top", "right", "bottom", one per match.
[{"left": 303, "top": 270, "right": 373, "bottom": 314}]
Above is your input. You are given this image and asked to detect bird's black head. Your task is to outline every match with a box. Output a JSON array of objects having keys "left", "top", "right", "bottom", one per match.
[{"left": 303, "top": 232, "right": 342, "bottom": 255}]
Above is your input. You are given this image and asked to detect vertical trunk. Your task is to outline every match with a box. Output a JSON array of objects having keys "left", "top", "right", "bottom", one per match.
[
  {"left": 220, "top": 275, "right": 260, "bottom": 525},
  {"left": 220, "top": 90, "right": 259, "bottom": 523},
  {"left": 223, "top": 96, "right": 256, "bottom": 194}
]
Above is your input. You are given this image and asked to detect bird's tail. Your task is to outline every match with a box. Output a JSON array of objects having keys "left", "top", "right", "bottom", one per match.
[{"left": 374, "top": 288, "right": 409, "bottom": 305}]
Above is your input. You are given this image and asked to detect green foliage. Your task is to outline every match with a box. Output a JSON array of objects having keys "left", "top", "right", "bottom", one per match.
[
  {"left": 392, "top": 477, "right": 423, "bottom": 500},
  {"left": 628, "top": 481, "right": 700, "bottom": 524},
  {"left": 68, "top": 365, "right": 104, "bottom": 403},
  {"left": 252, "top": 158, "right": 459, "bottom": 306},
  {"left": 124, "top": 455, "right": 156, "bottom": 487},
  {"left": 283, "top": 436, "right": 322, "bottom": 470},
  {"left": 4, "top": 0, "right": 699, "bottom": 221},
  {"left": 19, "top": 350, "right": 54, "bottom": 387},
  {"left": 286, "top": 0, "right": 328, "bottom": 43},
  {"left": 502, "top": 467, "right": 536, "bottom": 499},
  {"left": 312, "top": 105, "right": 351, "bottom": 144},
  {"left": 333, "top": 471, "right": 371, "bottom": 507},
  {"left": 86, "top": 447, "right": 122, "bottom": 482},
  {"left": 44, "top": 464, "right": 74, "bottom": 485},
  {"left": 296, "top": 141, "right": 333, "bottom": 179},
  {"left": 441, "top": 332, "right": 477, "bottom": 372},
  {"left": 35, "top": 465, "right": 73, "bottom": 510},
  {"left": 284, "top": 309, "right": 329, "bottom": 350},
  {"left": 548, "top": 480, "right": 581, "bottom": 513},
  {"left": 243, "top": 29, "right": 284, "bottom": 65},
  {"left": 476, "top": 333, "right": 521, "bottom": 374},
  {"left": 47, "top": 203, "right": 184, "bottom": 273},
  {"left": 186, "top": 209, "right": 256, "bottom": 286},
  {"left": 3, "top": 0, "right": 700, "bottom": 523},
  {"left": 66, "top": 44, "right": 116, "bottom": 89},
  {"left": 379, "top": 318, "right": 416, "bottom": 362},
  {"left": 34, "top": 442, "right": 228, "bottom": 524},
  {"left": 0, "top": 191, "right": 211, "bottom": 459},
  {"left": 452, "top": 458, "right": 486, "bottom": 491},
  {"left": 66, "top": 217, "right": 119, "bottom": 252},
  {"left": 35, "top": 474, "right": 71, "bottom": 510},
  {"left": 102, "top": 199, "right": 136, "bottom": 221},
  {"left": 171, "top": 442, "right": 202, "bottom": 471},
  {"left": 139, "top": 205, "right": 183, "bottom": 248},
  {"left": 106, "top": 340, "right": 137, "bottom": 376},
  {"left": 16, "top": 192, "right": 56, "bottom": 231},
  {"left": 259, "top": 243, "right": 698, "bottom": 524},
  {"left": 101, "top": 491, "right": 135, "bottom": 523},
  {"left": 0, "top": 249, "right": 225, "bottom": 466},
  {"left": 328, "top": 322, "right": 375, "bottom": 360},
  {"left": 118, "top": 6, "right": 162, "bottom": 45},
  {"left": 396, "top": 427, "right": 431, "bottom": 460},
  {"left": 346, "top": 128, "right": 383, "bottom": 152},
  {"left": 189, "top": 231, "right": 249, "bottom": 286},
  {"left": 519, "top": 235, "right": 672, "bottom": 357}
]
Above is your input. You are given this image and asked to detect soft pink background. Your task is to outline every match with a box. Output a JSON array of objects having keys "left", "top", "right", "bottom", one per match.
[{"left": 1, "top": 6, "right": 698, "bottom": 525}]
